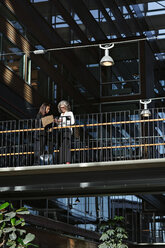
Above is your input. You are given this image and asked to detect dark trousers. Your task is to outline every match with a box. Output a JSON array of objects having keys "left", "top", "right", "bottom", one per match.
[
  {"left": 59, "top": 128, "right": 71, "bottom": 164},
  {"left": 34, "top": 131, "right": 53, "bottom": 165}
]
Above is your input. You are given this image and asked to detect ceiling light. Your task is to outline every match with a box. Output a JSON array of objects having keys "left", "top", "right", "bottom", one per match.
[
  {"left": 75, "top": 197, "right": 80, "bottom": 203},
  {"left": 99, "top": 43, "right": 114, "bottom": 66},
  {"left": 140, "top": 99, "right": 152, "bottom": 117}
]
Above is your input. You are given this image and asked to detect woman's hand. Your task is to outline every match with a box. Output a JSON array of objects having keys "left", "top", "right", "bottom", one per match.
[{"left": 54, "top": 118, "right": 61, "bottom": 124}]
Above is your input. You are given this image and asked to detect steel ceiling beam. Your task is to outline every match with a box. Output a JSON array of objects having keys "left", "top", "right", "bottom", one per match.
[
  {"left": 69, "top": 0, "right": 107, "bottom": 40},
  {"left": 131, "top": 1, "right": 165, "bottom": 62},
  {"left": 51, "top": 0, "right": 99, "bottom": 62},
  {"left": 103, "top": 0, "right": 132, "bottom": 36},
  {"left": 124, "top": 0, "right": 144, "bottom": 35},
  {"left": 95, "top": 0, "right": 122, "bottom": 38},
  {"left": 52, "top": 0, "right": 90, "bottom": 44}
]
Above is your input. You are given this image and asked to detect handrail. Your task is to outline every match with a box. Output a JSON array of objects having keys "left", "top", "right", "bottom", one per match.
[
  {"left": 0, "top": 118, "right": 165, "bottom": 134},
  {"left": 1, "top": 142, "right": 164, "bottom": 157}
]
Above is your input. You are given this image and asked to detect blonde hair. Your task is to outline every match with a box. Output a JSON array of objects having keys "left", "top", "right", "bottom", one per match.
[{"left": 58, "top": 100, "right": 71, "bottom": 113}]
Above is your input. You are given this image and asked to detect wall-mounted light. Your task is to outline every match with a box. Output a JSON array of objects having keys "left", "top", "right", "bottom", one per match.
[
  {"left": 140, "top": 99, "right": 152, "bottom": 117},
  {"left": 99, "top": 43, "right": 114, "bottom": 66}
]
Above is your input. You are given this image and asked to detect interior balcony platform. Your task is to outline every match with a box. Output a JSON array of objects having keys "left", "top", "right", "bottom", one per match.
[{"left": 0, "top": 158, "right": 165, "bottom": 199}]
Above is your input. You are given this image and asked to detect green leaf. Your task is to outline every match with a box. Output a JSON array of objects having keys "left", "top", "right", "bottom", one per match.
[
  {"left": 0, "top": 202, "right": 10, "bottom": 210},
  {"left": 10, "top": 203, "right": 14, "bottom": 210},
  {"left": 6, "top": 240, "right": 16, "bottom": 246},
  {"left": 123, "top": 234, "right": 128, "bottom": 239},
  {"left": 114, "top": 216, "right": 124, "bottom": 221},
  {"left": 3, "top": 216, "right": 12, "bottom": 222},
  {"left": 21, "top": 222, "right": 26, "bottom": 226},
  {"left": 16, "top": 207, "right": 28, "bottom": 212},
  {"left": 15, "top": 219, "right": 23, "bottom": 226},
  {"left": 9, "top": 231, "right": 17, "bottom": 240},
  {"left": 17, "top": 211, "right": 30, "bottom": 215},
  {"left": 9, "top": 244, "right": 17, "bottom": 248},
  {"left": 23, "top": 233, "right": 35, "bottom": 244},
  {"left": 116, "top": 227, "right": 125, "bottom": 233},
  {"left": 100, "top": 233, "right": 109, "bottom": 241},
  {"left": 11, "top": 218, "right": 16, "bottom": 226},
  {"left": 0, "top": 229, "right": 2, "bottom": 238},
  {"left": 99, "top": 224, "right": 107, "bottom": 232},
  {"left": 116, "top": 233, "right": 124, "bottom": 239},
  {"left": 106, "top": 229, "right": 115, "bottom": 236},
  {"left": 17, "top": 228, "right": 26, "bottom": 236},
  {"left": 1, "top": 221, "right": 6, "bottom": 230},
  {"left": 5, "top": 212, "right": 16, "bottom": 219},
  {"left": 119, "top": 245, "right": 128, "bottom": 248},
  {"left": 98, "top": 243, "right": 108, "bottom": 248},
  {"left": 3, "top": 227, "right": 16, "bottom": 233},
  {"left": 17, "top": 237, "right": 24, "bottom": 245},
  {"left": 26, "top": 243, "right": 38, "bottom": 247}
]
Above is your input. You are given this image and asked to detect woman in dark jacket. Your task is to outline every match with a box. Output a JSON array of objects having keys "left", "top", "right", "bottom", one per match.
[{"left": 34, "top": 103, "right": 53, "bottom": 165}]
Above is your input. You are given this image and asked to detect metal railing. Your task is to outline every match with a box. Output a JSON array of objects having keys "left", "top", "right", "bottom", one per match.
[{"left": 0, "top": 107, "right": 165, "bottom": 167}]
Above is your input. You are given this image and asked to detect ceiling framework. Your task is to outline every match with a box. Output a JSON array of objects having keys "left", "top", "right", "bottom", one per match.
[
  {"left": 32, "top": 0, "right": 165, "bottom": 100},
  {"left": 0, "top": 0, "right": 165, "bottom": 108}
]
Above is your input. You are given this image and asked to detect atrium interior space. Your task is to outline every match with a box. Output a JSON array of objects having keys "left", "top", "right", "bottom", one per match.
[{"left": 0, "top": 0, "right": 165, "bottom": 247}]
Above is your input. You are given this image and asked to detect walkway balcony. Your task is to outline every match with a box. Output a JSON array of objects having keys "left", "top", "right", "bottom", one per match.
[{"left": 0, "top": 107, "right": 165, "bottom": 198}]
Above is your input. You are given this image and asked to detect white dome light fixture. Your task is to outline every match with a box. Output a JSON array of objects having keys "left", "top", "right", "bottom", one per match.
[
  {"left": 99, "top": 43, "right": 114, "bottom": 66},
  {"left": 140, "top": 99, "right": 152, "bottom": 117}
]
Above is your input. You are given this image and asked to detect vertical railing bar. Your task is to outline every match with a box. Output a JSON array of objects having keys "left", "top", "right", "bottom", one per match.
[
  {"left": 98, "top": 113, "right": 101, "bottom": 162},
  {"left": 128, "top": 110, "right": 131, "bottom": 160},
  {"left": 158, "top": 108, "right": 160, "bottom": 159},
  {"left": 115, "top": 112, "right": 117, "bottom": 161},
  {"left": 78, "top": 114, "right": 81, "bottom": 163},
  {"left": 162, "top": 108, "right": 165, "bottom": 158},
  {"left": 110, "top": 112, "right": 112, "bottom": 161},
  {"left": 9, "top": 121, "right": 12, "bottom": 167},
  {"left": 25, "top": 120, "right": 27, "bottom": 166},
  {"left": 134, "top": 110, "right": 137, "bottom": 160},
  {"left": 91, "top": 114, "right": 93, "bottom": 163},
  {"left": 124, "top": 111, "right": 127, "bottom": 160},
  {"left": 119, "top": 112, "right": 122, "bottom": 160},
  {"left": 148, "top": 111, "right": 150, "bottom": 159},
  {"left": 105, "top": 112, "right": 107, "bottom": 162},
  {"left": 5, "top": 122, "right": 8, "bottom": 167},
  {"left": 18, "top": 120, "right": 21, "bottom": 167},
  {"left": 153, "top": 108, "right": 155, "bottom": 159},
  {"left": 87, "top": 114, "right": 90, "bottom": 163}
]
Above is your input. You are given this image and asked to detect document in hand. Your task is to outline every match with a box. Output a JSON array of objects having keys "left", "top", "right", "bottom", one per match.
[{"left": 41, "top": 115, "right": 54, "bottom": 127}]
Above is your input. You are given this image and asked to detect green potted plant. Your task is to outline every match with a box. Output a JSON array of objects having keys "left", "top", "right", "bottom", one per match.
[
  {"left": 98, "top": 216, "right": 128, "bottom": 248},
  {"left": 0, "top": 202, "right": 37, "bottom": 248}
]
